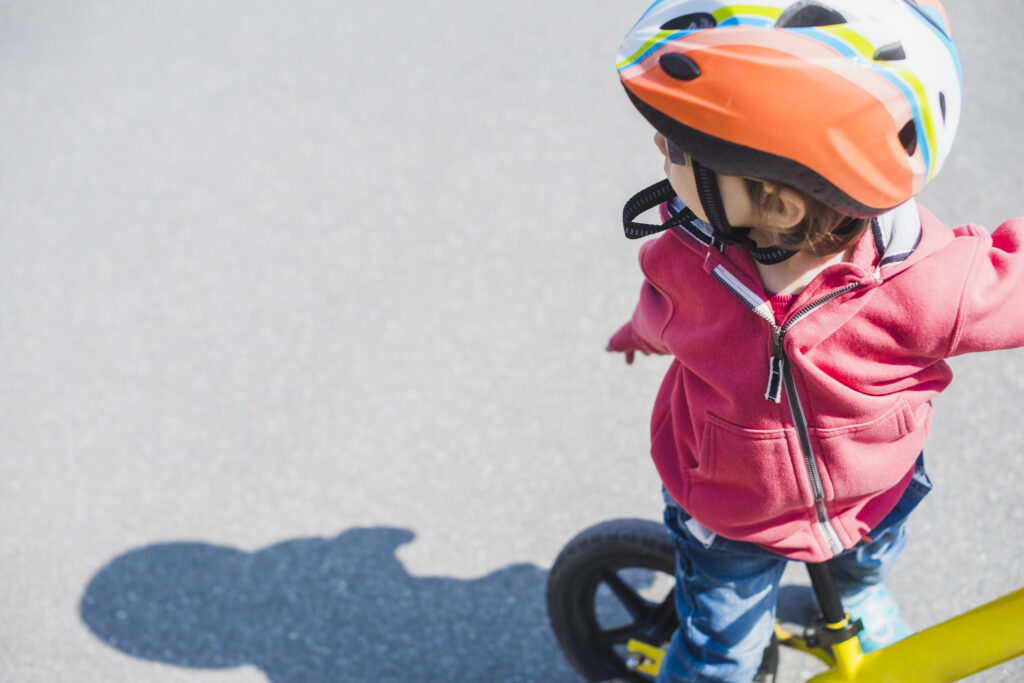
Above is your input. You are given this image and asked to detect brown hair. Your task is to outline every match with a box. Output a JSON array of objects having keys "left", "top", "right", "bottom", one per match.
[{"left": 743, "top": 179, "right": 870, "bottom": 257}]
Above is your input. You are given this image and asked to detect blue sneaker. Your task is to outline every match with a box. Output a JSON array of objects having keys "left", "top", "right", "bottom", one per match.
[{"left": 842, "top": 584, "right": 913, "bottom": 653}]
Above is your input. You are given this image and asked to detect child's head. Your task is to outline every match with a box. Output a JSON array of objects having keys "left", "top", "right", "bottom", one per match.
[
  {"left": 656, "top": 129, "right": 869, "bottom": 257},
  {"left": 618, "top": 0, "right": 961, "bottom": 256}
]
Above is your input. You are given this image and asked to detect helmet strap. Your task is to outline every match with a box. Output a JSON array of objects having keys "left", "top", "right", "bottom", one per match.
[
  {"left": 621, "top": 179, "right": 701, "bottom": 239},
  {"left": 690, "top": 158, "right": 797, "bottom": 265}
]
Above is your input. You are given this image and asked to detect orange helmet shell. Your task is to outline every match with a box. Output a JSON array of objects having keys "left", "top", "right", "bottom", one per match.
[{"left": 618, "top": 1, "right": 961, "bottom": 216}]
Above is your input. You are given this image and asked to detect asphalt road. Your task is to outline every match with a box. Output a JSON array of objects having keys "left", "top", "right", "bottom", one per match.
[{"left": 1, "top": 1, "right": 1022, "bottom": 681}]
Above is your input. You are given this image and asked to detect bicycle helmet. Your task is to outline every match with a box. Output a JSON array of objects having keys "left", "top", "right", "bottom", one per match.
[{"left": 618, "top": 0, "right": 962, "bottom": 249}]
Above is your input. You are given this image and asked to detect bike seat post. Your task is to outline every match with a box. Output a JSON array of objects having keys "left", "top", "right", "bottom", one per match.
[
  {"left": 806, "top": 562, "right": 845, "bottom": 625},
  {"left": 805, "top": 562, "right": 867, "bottom": 677}
]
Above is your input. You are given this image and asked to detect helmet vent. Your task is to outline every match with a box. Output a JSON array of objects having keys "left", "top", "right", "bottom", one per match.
[
  {"left": 659, "top": 53, "right": 701, "bottom": 81},
  {"left": 873, "top": 42, "right": 906, "bottom": 61},
  {"left": 661, "top": 13, "right": 717, "bottom": 31},
  {"left": 775, "top": 1, "right": 846, "bottom": 28},
  {"left": 939, "top": 92, "right": 947, "bottom": 123},
  {"left": 898, "top": 120, "right": 918, "bottom": 156}
]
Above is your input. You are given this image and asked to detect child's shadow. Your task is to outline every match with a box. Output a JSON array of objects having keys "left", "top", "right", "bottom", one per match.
[{"left": 80, "top": 526, "right": 576, "bottom": 682}]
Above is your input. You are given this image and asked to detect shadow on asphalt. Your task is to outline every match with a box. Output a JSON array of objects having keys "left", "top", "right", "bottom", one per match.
[{"left": 80, "top": 526, "right": 578, "bottom": 682}]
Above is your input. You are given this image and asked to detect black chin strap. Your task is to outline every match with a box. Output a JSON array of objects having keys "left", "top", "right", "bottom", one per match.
[
  {"left": 621, "top": 179, "right": 698, "bottom": 239},
  {"left": 621, "top": 174, "right": 798, "bottom": 265},
  {"left": 690, "top": 159, "right": 797, "bottom": 265}
]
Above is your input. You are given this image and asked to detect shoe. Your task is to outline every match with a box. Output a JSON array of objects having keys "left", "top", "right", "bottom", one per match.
[{"left": 842, "top": 584, "right": 913, "bottom": 653}]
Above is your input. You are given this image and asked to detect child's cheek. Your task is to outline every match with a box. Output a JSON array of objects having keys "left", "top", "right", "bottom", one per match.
[{"left": 668, "top": 165, "right": 704, "bottom": 221}]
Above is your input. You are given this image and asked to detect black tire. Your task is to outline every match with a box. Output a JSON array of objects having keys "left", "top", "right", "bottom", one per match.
[
  {"left": 546, "top": 518, "right": 781, "bottom": 683},
  {"left": 546, "top": 519, "right": 678, "bottom": 682}
]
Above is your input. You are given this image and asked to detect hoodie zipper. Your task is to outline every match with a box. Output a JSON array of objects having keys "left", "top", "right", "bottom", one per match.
[{"left": 711, "top": 265, "right": 861, "bottom": 557}]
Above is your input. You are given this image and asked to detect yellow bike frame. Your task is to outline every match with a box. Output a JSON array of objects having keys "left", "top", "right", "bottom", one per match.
[
  {"left": 810, "top": 586, "right": 1024, "bottom": 682},
  {"left": 627, "top": 586, "right": 1024, "bottom": 682}
]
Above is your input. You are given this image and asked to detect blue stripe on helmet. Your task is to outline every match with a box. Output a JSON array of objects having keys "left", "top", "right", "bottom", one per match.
[{"left": 793, "top": 26, "right": 933, "bottom": 181}]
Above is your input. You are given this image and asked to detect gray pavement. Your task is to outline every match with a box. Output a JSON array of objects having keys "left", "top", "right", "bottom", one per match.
[{"left": 1, "top": 1, "right": 1022, "bottom": 681}]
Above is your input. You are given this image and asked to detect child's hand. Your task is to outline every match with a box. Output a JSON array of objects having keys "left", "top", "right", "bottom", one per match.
[{"left": 607, "top": 323, "right": 651, "bottom": 365}]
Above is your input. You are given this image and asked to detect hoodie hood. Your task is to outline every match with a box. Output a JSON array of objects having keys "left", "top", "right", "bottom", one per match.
[{"left": 663, "top": 195, "right": 948, "bottom": 286}]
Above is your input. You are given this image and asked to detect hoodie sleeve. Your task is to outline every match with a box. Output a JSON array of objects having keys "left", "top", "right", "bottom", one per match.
[
  {"left": 947, "top": 218, "right": 1024, "bottom": 356},
  {"left": 609, "top": 241, "right": 674, "bottom": 356},
  {"left": 609, "top": 283, "right": 672, "bottom": 356}
]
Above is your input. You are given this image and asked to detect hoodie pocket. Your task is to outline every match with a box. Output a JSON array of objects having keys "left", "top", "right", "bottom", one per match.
[
  {"left": 811, "top": 400, "right": 923, "bottom": 500},
  {"left": 685, "top": 414, "right": 807, "bottom": 534}
]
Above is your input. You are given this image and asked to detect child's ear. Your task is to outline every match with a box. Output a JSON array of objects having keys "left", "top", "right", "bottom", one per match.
[{"left": 760, "top": 183, "right": 806, "bottom": 230}]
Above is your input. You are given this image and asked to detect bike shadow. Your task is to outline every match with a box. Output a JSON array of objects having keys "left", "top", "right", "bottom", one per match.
[{"left": 80, "top": 526, "right": 577, "bottom": 682}]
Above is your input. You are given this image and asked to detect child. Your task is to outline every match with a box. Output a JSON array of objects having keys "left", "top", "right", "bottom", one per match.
[{"left": 606, "top": 1, "right": 1024, "bottom": 681}]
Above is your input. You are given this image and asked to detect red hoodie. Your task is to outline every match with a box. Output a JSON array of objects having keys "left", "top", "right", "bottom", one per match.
[{"left": 610, "top": 200, "right": 1024, "bottom": 562}]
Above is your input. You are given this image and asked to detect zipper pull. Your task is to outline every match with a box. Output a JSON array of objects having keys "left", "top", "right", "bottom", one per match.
[{"left": 765, "top": 326, "right": 784, "bottom": 403}]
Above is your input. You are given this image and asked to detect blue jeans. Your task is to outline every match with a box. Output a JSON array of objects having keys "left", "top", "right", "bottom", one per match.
[{"left": 656, "top": 455, "right": 932, "bottom": 683}]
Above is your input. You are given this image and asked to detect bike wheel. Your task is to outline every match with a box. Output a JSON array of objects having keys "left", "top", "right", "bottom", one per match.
[{"left": 546, "top": 518, "right": 678, "bottom": 682}]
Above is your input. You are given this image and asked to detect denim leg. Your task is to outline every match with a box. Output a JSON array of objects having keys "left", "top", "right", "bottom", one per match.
[
  {"left": 826, "top": 453, "right": 931, "bottom": 597},
  {"left": 826, "top": 520, "right": 908, "bottom": 596},
  {"left": 657, "top": 504, "right": 787, "bottom": 683}
]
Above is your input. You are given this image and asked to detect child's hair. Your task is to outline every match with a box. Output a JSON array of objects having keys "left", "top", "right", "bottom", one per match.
[{"left": 743, "top": 179, "right": 870, "bottom": 258}]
